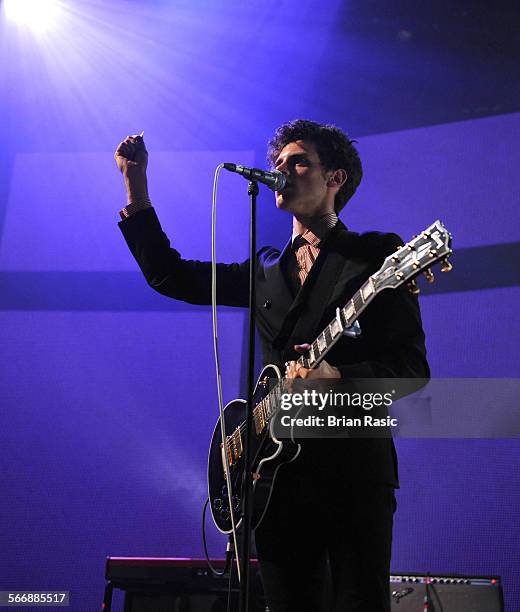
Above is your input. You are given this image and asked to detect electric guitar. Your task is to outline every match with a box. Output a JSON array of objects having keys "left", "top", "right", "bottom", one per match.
[{"left": 208, "top": 220, "right": 452, "bottom": 533}]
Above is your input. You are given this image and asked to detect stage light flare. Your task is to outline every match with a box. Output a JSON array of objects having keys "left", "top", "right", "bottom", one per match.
[{"left": 3, "top": 0, "right": 63, "bottom": 33}]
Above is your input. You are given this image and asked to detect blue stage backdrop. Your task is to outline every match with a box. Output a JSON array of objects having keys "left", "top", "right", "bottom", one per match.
[{"left": 0, "top": 1, "right": 518, "bottom": 611}]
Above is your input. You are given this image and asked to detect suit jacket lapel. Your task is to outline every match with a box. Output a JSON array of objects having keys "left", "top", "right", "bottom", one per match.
[
  {"left": 271, "top": 222, "right": 347, "bottom": 349},
  {"left": 286, "top": 229, "right": 347, "bottom": 346},
  {"left": 263, "top": 237, "right": 295, "bottom": 309}
]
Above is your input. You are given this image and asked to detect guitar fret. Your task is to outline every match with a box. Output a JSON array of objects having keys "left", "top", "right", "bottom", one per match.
[
  {"left": 344, "top": 300, "right": 356, "bottom": 323},
  {"left": 324, "top": 325, "right": 333, "bottom": 347},
  {"left": 330, "top": 316, "right": 342, "bottom": 338},
  {"left": 353, "top": 294, "right": 363, "bottom": 313},
  {"left": 317, "top": 332, "right": 326, "bottom": 352},
  {"left": 308, "top": 344, "right": 316, "bottom": 363},
  {"left": 361, "top": 278, "right": 375, "bottom": 301}
]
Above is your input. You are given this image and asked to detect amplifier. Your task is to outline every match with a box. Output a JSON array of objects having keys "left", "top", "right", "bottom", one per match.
[
  {"left": 103, "top": 558, "right": 503, "bottom": 612},
  {"left": 390, "top": 573, "right": 503, "bottom": 611}
]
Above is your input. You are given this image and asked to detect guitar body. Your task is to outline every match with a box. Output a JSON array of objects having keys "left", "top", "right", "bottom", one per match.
[{"left": 207, "top": 364, "right": 301, "bottom": 534}]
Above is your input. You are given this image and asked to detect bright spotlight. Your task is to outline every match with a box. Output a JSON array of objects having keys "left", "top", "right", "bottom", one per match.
[{"left": 3, "top": 0, "right": 62, "bottom": 33}]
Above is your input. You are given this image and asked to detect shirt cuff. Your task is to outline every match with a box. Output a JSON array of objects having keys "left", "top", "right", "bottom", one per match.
[{"left": 119, "top": 199, "right": 153, "bottom": 220}]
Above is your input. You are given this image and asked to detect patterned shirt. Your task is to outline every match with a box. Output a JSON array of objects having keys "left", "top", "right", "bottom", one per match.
[{"left": 291, "top": 212, "right": 338, "bottom": 284}]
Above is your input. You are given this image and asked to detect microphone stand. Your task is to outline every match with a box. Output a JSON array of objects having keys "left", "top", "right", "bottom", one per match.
[
  {"left": 239, "top": 179, "right": 259, "bottom": 612},
  {"left": 423, "top": 574, "right": 434, "bottom": 611}
]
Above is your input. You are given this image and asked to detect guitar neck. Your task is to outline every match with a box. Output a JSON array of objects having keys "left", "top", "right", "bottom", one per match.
[{"left": 297, "top": 276, "right": 377, "bottom": 370}]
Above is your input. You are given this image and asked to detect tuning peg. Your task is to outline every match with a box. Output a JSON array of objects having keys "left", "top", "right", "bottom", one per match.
[
  {"left": 429, "top": 249, "right": 437, "bottom": 258},
  {"left": 441, "top": 258, "right": 453, "bottom": 272},
  {"left": 423, "top": 268, "right": 435, "bottom": 283},
  {"left": 407, "top": 280, "right": 420, "bottom": 295}
]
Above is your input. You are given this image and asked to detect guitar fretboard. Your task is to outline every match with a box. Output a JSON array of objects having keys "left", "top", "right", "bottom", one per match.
[{"left": 299, "top": 276, "right": 376, "bottom": 370}]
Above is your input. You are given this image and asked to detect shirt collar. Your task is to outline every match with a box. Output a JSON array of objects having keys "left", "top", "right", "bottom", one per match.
[{"left": 291, "top": 211, "right": 339, "bottom": 247}]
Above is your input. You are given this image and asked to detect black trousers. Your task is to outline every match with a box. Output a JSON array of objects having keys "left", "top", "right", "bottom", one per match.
[{"left": 254, "top": 462, "right": 396, "bottom": 612}]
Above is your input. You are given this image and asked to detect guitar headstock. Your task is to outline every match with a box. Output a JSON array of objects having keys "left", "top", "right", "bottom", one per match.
[{"left": 373, "top": 220, "right": 452, "bottom": 294}]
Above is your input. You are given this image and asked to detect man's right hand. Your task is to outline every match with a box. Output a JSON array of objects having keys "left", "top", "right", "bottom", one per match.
[{"left": 114, "top": 134, "right": 149, "bottom": 204}]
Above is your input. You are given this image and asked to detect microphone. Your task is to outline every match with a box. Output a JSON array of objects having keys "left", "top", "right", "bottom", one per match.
[{"left": 223, "top": 163, "right": 286, "bottom": 191}]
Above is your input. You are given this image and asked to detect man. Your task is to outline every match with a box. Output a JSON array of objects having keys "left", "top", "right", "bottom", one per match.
[{"left": 115, "top": 119, "right": 429, "bottom": 611}]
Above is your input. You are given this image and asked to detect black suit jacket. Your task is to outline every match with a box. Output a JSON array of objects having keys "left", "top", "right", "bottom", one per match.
[{"left": 120, "top": 208, "right": 430, "bottom": 487}]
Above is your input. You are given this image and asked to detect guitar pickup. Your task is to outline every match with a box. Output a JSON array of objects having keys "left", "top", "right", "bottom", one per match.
[{"left": 233, "top": 427, "right": 243, "bottom": 459}]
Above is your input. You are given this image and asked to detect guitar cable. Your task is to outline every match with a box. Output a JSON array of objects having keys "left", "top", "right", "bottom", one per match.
[
  {"left": 210, "top": 164, "right": 241, "bottom": 582},
  {"left": 202, "top": 498, "right": 237, "bottom": 611},
  {"left": 201, "top": 497, "right": 235, "bottom": 577}
]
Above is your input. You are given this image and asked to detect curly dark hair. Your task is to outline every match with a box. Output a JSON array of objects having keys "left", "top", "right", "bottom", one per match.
[{"left": 267, "top": 119, "right": 363, "bottom": 212}]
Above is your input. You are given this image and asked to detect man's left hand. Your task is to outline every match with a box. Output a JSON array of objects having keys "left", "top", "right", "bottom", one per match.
[{"left": 285, "top": 343, "right": 341, "bottom": 379}]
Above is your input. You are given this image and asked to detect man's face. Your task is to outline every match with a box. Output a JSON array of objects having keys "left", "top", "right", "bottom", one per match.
[{"left": 273, "top": 140, "right": 336, "bottom": 217}]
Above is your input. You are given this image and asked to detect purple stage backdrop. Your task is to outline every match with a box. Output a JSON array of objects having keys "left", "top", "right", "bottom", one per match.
[
  {"left": 0, "top": 2, "right": 519, "bottom": 609},
  {"left": 1, "top": 111, "right": 518, "bottom": 611}
]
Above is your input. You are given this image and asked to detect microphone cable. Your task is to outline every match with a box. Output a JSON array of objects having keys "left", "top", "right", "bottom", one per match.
[{"left": 209, "top": 164, "right": 241, "bottom": 582}]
